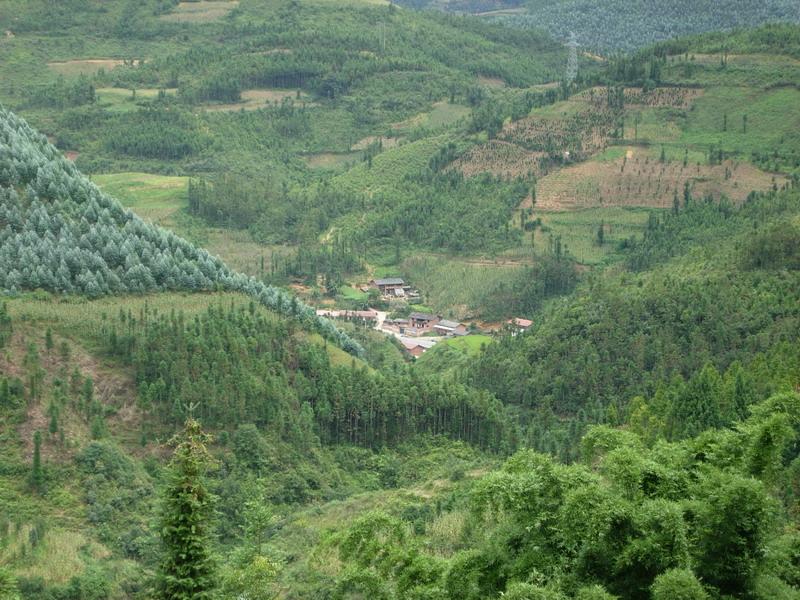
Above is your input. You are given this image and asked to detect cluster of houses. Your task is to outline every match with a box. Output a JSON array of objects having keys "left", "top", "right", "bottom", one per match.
[
  {"left": 383, "top": 312, "right": 468, "bottom": 337},
  {"left": 313, "top": 276, "right": 535, "bottom": 360}
]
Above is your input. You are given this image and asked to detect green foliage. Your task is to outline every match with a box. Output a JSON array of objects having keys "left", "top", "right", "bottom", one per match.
[
  {"left": 0, "top": 106, "right": 363, "bottom": 355},
  {"left": 650, "top": 569, "right": 708, "bottom": 600},
  {"left": 492, "top": 2, "right": 800, "bottom": 52},
  {"left": 0, "top": 566, "right": 21, "bottom": 600},
  {"left": 109, "top": 302, "right": 514, "bottom": 449},
  {"left": 157, "top": 419, "right": 216, "bottom": 600},
  {"left": 743, "top": 221, "right": 800, "bottom": 270},
  {"left": 325, "top": 392, "right": 798, "bottom": 598},
  {"left": 468, "top": 188, "right": 800, "bottom": 456}
]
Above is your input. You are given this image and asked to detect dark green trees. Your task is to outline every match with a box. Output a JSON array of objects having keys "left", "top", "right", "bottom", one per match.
[
  {"left": 157, "top": 419, "right": 216, "bottom": 600},
  {"left": 30, "top": 431, "right": 43, "bottom": 490}
]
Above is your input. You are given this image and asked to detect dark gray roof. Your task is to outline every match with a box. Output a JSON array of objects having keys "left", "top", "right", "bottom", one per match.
[
  {"left": 374, "top": 277, "right": 404, "bottom": 286},
  {"left": 409, "top": 312, "right": 436, "bottom": 321}
]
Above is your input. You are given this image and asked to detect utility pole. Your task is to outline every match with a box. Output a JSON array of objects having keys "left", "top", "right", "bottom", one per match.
[{"left": 566, "top": 32, "right": 579, "bottom": 84}]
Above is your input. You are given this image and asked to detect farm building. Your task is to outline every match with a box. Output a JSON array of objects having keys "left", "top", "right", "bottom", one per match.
[
  {"left": 409, "top": 312, "right": 439, "bottom": 330},
  {"left": 508, "top": 317, "right": 533, "bottom": 335},
  {"left": 401, "top": 338, "right": 437, "bottom": 359},
  {"left": 383, "top": 318, "right": 410, "bottom": 334},
  {"left": 371, "top": 277, "right": 406, "bottom": 296},
  {"left": 434, "top": 319, "right": 467, "bottom": 336}
]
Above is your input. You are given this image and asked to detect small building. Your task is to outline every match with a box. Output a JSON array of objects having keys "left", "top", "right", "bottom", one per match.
[
  {"left": 383, "top": 318, "right": 410, "bottom": 334},
  {"left": 372, "top": 277, "right": 405, "bottom": 295},
  {"left": 409, "top": 312, "right": 438, "bottom": 330},
  {"left": 507, "top": 317, "right": 533, "bottom": 335},
  {"left": 434, "top": 319, "right": 468, "bottom": 336},
  {"left": 401, "top": 337, "right": 437, "bottom": 359},
  {"left": 351, "top": 310, "right": 378, "bottom": 322}
]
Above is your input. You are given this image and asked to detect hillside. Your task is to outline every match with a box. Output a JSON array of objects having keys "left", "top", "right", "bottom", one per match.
[
  {"left": 2, "top": 6, "right": 800, "bottom": 599},
  {"left": 1, "top": 1, "right": 796, "bottom": 320},
  {"left": 396, "top": 0, "right": 800, "bottom": 52},
  {"left": 0, "top": 106, "right": 362, "bottom": 355}
]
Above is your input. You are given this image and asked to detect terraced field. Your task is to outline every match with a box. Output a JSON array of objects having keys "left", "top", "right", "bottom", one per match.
[{"left": 531, "top": 146, "right": 782, "bottom": 211}]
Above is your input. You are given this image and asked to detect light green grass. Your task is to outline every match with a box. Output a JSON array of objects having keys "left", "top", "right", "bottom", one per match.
[
  {"left": 415, "top": 334, "right": 493, "bottom": 373},
  {"left": 91, "top": 172, "right": 290, "bottom": 277},
  {"left": 533, "top": 207, "right": 655, "bottom": 265},
  {"left": 95, "top": 87, "right": 177, "bottom": 113},
  {"left": 338, "top": 286, "right": 368, "bottom": 301},
  {"left": 391, "top": 102, "right": 470, "bottom": 133},
  {"left": 333, "top": 134, "right": 451, "bottom": 196},
  {"left": 681, "top": 86, "right": 800, "bottom": 160},
  {"left": 158, "top": 0, "right": 239, "bottom": 22},
  {"left": 92, "top": 172, "right": 187, "bottom": 226},
  {"left": 401, "top": 255, "right": 523, "bottom": 318},
  {"left": 304, "top": 151, "right": 362, "bottom": 170},
  {"left": 424, "top": 102, "right": 471, "bottom": 129}
]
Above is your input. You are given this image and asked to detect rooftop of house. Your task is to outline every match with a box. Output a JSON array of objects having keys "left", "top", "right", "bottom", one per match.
[
  {"left": 401, "top": 338, "right": 437, "bottom": 350},
  {"left": 509, "top": 317, "right": 533, "bottom": 328},
  {"left": 436, "top": 319, "right": 461, "bottom": 329},
  {"left": 374, "top": 277, "right": 404, "bottom": 286},
  {"left": 409, "top": 312, "right": 437, "bottom": 321}
]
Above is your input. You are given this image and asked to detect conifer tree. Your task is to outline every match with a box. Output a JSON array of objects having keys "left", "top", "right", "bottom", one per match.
[
  {"left": 30, "top": 431, "right": 43, "bottom": 490},
  {"left": 157, "top": 419, "right": 216, "bottom": 600}
]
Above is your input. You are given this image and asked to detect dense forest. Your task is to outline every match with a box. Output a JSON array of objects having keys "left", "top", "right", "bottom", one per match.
[{"left": 411, "top": 0, "right": 800, "bottom": 52}]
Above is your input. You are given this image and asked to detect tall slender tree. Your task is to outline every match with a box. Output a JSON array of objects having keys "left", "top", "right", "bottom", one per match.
[{"left": 157, "top": 419, "right": 216, "bottom": 600}]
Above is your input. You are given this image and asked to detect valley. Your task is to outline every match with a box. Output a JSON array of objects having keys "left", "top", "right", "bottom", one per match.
[{"left": 0, "top": 1, "right": 799, "bottom": 599}]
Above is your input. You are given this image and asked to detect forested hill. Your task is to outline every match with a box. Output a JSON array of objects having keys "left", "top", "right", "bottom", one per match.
[
  {"left": 0, "top": 106, "right": 362, "bottom": 354},
  {"left": 400, "top": 0, "right": 800, "bottom": 52},
  {"left": 468, "top": 186, "right": 800, "bottom": 456}
]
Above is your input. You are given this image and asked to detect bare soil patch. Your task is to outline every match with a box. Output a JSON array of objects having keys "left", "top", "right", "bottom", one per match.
[
  {"left": 500, "top": 107, "right": 616, "bottom": 162},
  {"left": 532, "top": 146, "right": 784, "bottom": 211},
  {"left": 351, "top": 135, "right": 401, "bottom": 151}
]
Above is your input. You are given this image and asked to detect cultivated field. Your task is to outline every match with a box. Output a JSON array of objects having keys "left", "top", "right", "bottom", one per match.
[
  {"left": 451, "top": 140, "right": 546, "bottom": 179},
  {"left": 202, "top": 88, "right": 313, "bottom": 112},
  {"left": 530, "top": 146, "right": 782, "bottom": 211},
  {"left": 392, "top": 101, "right": 470, "bottom": 132},
  {"left": 530, "top": 206, "right": 653, "bottom": 265},
  {"left": 158, "top": 0, "right": 239, "bottom": 22},
  {"left": 47, "top": 59, "right": 125, "bottom": 77},
  {"left": 402, "top": 255, "right": 526, "bottom": 318}
]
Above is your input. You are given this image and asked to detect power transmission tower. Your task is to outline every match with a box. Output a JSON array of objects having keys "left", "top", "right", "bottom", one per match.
[{"left": 566, "top": 32, "right": 579, "bottom": 83}]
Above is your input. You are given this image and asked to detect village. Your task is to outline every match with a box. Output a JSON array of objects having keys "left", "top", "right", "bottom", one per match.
[{"left": 316, "top": 277, "right": 533, "bottom": 359}]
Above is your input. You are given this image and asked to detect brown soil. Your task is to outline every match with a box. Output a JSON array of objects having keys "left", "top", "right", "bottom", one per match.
[
  {"left": 533, "top": 146, "right": 784, "bottom": 211},
  {"left": 451, "top": 140, "right": 547, "bottom": 180}
]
